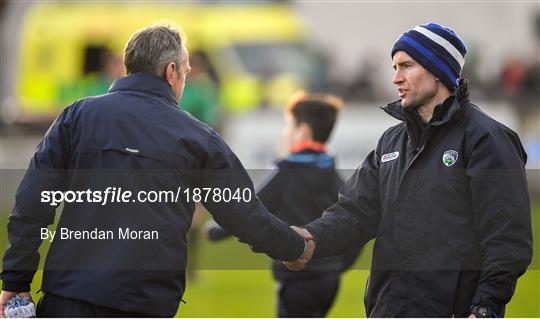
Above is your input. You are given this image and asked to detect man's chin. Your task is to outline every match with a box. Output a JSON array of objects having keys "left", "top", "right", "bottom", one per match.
[{"left": 401, "top": 99, "right": 411, "bottom": 109}]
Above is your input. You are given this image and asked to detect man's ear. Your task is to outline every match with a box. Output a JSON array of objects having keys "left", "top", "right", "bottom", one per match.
[{"left": 165, "top": 62, "right": 177, "bottom": 86}]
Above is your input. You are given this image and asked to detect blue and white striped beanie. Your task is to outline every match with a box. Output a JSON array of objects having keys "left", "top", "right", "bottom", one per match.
[{"left": 391, "top": 23, "right": 467, "bottom": 90}]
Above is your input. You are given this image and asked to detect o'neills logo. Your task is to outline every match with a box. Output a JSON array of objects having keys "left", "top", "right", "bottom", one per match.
[{"left": 381, "top": 151, "right": 399, "bottom": 163}]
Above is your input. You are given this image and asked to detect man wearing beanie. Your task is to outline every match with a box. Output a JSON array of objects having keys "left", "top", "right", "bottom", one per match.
[{"left": 285, "top": 23, "right": 533, "bottom": 317}]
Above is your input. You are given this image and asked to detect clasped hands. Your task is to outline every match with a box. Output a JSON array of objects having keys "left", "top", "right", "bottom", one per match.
[{"left": 283, "top": 226, "right": 315, "bottom": 271}]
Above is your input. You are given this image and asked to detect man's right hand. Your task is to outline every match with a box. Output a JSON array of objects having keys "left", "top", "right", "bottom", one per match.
[
  {"left": 0, "top": 291, "right": 33, "bottom": 318},
  {"left": 283, "top": 226, "right": 315, "bottom": 271}
]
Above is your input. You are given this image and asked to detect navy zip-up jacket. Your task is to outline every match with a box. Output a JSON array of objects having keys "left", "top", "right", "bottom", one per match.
[
  {"left": 305, "top": 80, "right": 533, "bottom": 317},
  {"left": 1, "top": 74, "right": 305, "bottom": 316}
]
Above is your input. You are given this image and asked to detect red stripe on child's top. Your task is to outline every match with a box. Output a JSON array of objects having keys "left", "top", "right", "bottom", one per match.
[{"left": 289, "top": 140, "right": 327, "bottom": 153}]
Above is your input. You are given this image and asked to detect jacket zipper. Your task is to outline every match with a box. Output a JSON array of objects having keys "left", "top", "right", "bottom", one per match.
[{"left": 398, "top": 124, "right": 431, "bottom": 192}]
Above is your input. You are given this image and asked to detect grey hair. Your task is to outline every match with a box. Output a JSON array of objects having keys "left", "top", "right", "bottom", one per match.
[{"left": 123, "top": 22, "right": 186, "bottom": 78}]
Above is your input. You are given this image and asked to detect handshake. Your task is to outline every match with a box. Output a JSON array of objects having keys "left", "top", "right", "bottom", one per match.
[{"left": 283, "top": 226, "right": 316, "bottom": 271}]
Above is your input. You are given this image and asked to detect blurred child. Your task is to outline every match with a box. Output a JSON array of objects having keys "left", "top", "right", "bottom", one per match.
[{"left": 204, "top": 91, "right": 361, "bottom": 317}]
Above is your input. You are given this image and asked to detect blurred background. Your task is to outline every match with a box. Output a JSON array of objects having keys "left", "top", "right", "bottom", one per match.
[{"left": 0, "top": 0, "right": 539, "bottom": 317}]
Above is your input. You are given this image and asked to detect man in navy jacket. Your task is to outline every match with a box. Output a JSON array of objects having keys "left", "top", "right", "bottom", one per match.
[
  {"left": 285, "top": 23, "right": 533, "bottom": 317},
  {"left": 0, "top": 23, "right": 311, "bottom": 317}
]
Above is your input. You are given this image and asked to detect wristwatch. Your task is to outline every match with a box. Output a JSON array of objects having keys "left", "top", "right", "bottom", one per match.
[{"left": 470, "top": 305, "right": 495, "bottom": 318}]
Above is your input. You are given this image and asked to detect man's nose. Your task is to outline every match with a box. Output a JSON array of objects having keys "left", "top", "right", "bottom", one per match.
[{"left": 392, "top": 70, "right": 404, "bottom": 85}]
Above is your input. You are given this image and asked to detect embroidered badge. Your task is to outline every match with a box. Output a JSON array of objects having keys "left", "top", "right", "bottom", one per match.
[
  {"left": 442, "top": 150, "right": 459, "bottom": 167},
  {"left": 381, "top": 151, "right": 399, "bottom": 163}
]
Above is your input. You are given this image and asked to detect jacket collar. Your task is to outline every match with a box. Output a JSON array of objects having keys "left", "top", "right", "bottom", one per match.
[
  {"left": 381, "top": 79, "right": 470, "bottom": 126},
  {"left": 286, "top": 152, "right": 335, "bottom": 169},
  {"left": 109, "top": 73, "right": 178, "bottom": 105}
]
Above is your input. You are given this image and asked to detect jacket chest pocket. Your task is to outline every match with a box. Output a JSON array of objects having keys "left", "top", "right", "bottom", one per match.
[{"left": 419, "top": 145, "right": 469, "bottom": 194}]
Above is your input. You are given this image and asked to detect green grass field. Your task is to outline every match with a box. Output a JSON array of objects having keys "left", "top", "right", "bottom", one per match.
[
  {"left": 1, "top": 204, "right": 539, "bottom": 317},
  {"left": 176, "top": 270, "right": 540, "bottom": 317}
]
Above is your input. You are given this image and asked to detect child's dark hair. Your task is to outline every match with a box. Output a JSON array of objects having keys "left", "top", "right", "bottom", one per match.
[{"left": 286, "top": 91, "right": 343, "bottom": 143}]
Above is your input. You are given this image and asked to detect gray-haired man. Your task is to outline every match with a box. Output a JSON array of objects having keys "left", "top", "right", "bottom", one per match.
[{"left": 0, "top": 23, "right": 312, "bottom": 317}]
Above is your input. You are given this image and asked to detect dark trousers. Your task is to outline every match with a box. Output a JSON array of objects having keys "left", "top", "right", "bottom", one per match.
[
  {"left": 276, "top": 272, "right": 340, "bottom": 318},
  {"left": 36, "top": 293, "right": 149, "bottom": 318}
]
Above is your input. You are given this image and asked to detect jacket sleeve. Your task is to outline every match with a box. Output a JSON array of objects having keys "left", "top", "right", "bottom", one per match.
[
  {"left": 203, "top": 167, "right": 282, "bottom": 242},
  {"left": 194, "top": 132, "right": 305, "bottom": 262},
  {"left": 255, "top": 166, "right": 281, "bottom": 219},
  {"left": 1, "top": 107, "right": 72, "bottom": 292},
  {"left": 204, "top": 219, "right": 232, "bottom": 241},
  {"left": 304, "top": 148, "right": 381, "bottom": 258},
  {"left": 331, "top": 171, "right": 363, "bottom": 271},
  {"left": 466, "top": 127, "right": 533, "bottom": 315}
]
